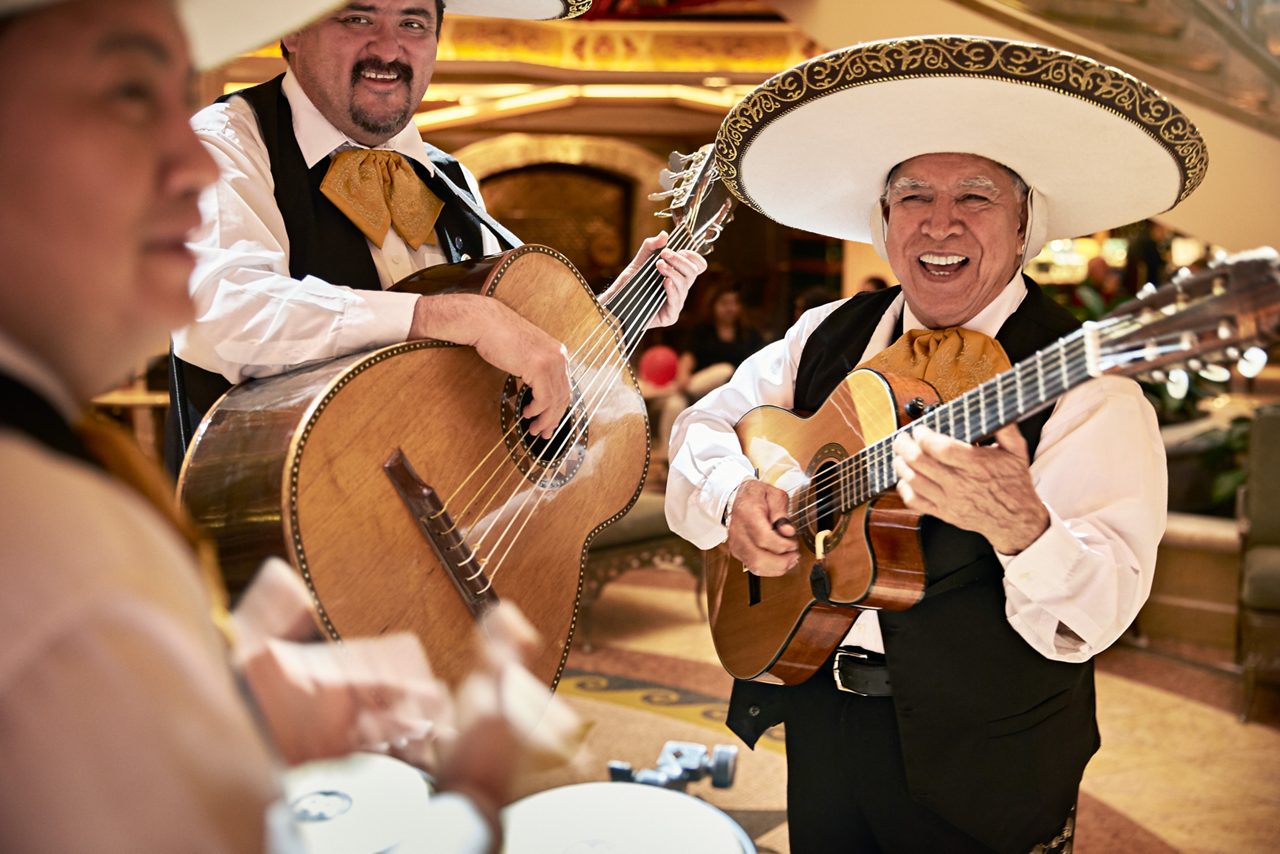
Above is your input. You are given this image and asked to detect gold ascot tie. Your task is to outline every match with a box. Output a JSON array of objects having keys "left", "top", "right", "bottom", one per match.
[
  {"left": 320, "top": 149, "right": 444, "bottom": 250},
  {"left": 859, "top": 326, "right": 1012, "bottom": 402},
  {"left": 76, "top": 413, "right": 236, "bottom": 647}
]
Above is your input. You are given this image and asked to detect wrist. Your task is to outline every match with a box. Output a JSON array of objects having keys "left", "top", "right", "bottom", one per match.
[{"left": 721, "top": 479, "right": 749, "bottom": 531}]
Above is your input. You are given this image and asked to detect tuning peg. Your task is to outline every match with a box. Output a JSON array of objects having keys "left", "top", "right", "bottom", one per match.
[
  {"left": 648, "top": 188, "right": 678, "bottom": 202},
  {"left": 667, "top": 150, "right": 701, "bottom": 172},
  {"left": 1225, "top": 346, "right": 1242, "bottom": 360},
  {"left": 1149, "top": 369, "right": 1167, "bottom": 383},
  {"left": 1137, "top": 282, "right": 1158, "bottom": 299},
  {"left": 1166, "top": 368, "right": 1190, "bottom": 400},
  {"left": 1218, "top": 320, "right": 1235, "bottom": 340},
  {"left": 1186, "top": 357, "right": 1204, "bottom": 372},
  {"left": 1198, "top": 364, "right": 1232, "bottom": 383},
  {"left": 1238, "top": 346, "right": 1269, "bottom": 378}
]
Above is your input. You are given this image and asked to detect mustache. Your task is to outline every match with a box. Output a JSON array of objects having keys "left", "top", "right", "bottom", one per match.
[{"left": 351, "top": 58, "right": 414, "bottom": 86}]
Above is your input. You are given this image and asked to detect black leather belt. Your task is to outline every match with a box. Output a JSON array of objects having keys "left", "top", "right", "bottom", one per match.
[{"left": 833, "top": 646, "right": 892, "bottom": 697}]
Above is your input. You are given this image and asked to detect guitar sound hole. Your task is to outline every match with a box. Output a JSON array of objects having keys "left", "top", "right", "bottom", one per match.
[
  {"left": 500, "top": 377, "right": 588, "bottom": 488},
  {"left": 811, "top": 459, "right": 841, "bottom": 533},
  {"left": 802, "top": 446, "right": 849, "bottom": 551}
]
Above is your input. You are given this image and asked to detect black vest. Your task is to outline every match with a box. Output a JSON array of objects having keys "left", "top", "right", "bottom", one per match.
[
  {"left": 727, "top": 279, "right": 1097, "bottom": 852},
  {"left": 165, "top": 75, "right": 489, "bottom": 471},
  {"left": 0, "top": 374, "right": 94, "bottom": 467}
]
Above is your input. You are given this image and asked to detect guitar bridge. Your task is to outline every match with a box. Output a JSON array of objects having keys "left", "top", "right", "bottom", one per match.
[{"left": 383, "top": 448, "right": 498, "bottom": 619}]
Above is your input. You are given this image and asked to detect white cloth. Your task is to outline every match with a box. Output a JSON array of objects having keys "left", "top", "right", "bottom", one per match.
[
  {"left": 665, "top": 275, "right": 1167, "bottom": 663},
  {"left": 174, "top": 70, "right": 501, "bottom": 384}
]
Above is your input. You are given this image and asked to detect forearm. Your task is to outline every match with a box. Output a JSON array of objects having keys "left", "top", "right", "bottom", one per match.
[
  {"left": 666, "top": 337, "right": 802, "bottom": 548},
  {"left": 999, "top": 378, "right": 1167, "bottom": 661},
  {"left": 176, "top": 264, "right": 417, "bottom": 382}
]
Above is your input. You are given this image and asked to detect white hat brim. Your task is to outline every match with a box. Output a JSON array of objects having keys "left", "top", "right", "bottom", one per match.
[
  {"left": 445, "top": 0, "right": 591, "bottom": 20},
  {"left": 715, "top": 36, "right": 1208, "bottom": 243},
  {"left": 177, "top": 0, "right": 345, "bottom": 69}
]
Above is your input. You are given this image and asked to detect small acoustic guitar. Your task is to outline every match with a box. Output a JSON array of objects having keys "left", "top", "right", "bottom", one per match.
[
  {"left": 707, "top": 249, "right": 1280, "bottom": 685},
  {"left": 178, "top": 147, "right": 735, "bottom": 690}
]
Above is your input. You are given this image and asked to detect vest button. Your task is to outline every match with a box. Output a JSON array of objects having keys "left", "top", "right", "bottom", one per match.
[{"left": 747, "top": 704, "right": 761, "bottom": 717}]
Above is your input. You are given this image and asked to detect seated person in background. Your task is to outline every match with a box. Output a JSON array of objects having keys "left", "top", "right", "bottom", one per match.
[
  {"left": 653, "top": 278, "right": 765, "bottom": 465},
  {"left": 1073, "top": 254, "right": 1125, "bottom": 318},
  {"left": 0, "top": 1, "right": 571, "bottom": 850},
  {"left": 167, "top": 0, "right": 705, "bottom": 467}
]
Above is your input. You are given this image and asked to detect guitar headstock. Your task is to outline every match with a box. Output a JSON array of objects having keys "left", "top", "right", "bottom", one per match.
[
  {"left": 1093, "top": 247, "right": 1280, "bottom": 382},
  {"left": 650, "top": 144, "right": 736, "bottom": 255}
]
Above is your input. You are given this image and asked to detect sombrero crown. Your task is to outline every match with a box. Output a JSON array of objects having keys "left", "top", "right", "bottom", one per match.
[{"left": 714, "top": 35, "right": 1207, "bottom": 244}]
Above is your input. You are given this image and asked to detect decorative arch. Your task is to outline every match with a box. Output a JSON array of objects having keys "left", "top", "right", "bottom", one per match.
[{"left": 453, "top": 134, "right": 668, "bottom": 250}]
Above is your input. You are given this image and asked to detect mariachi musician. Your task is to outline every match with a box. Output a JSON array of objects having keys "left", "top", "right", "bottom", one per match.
[
  {"left": 167, "top": 0, "right": 706, "bottom": 469},
  {"left": 667, "top": 36, "right": 1205, "bottom": 853}
]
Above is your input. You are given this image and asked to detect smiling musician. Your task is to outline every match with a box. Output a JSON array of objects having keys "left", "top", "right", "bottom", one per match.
[
  {"left": 666, "top": 36, "right": 1207, "bottom": 853},
  {"left": 167, "top": 0, "right": 706, "bottom": 470}
]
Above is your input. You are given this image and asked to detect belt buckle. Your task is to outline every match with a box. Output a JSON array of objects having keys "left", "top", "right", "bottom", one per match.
[{"left": 833, "top": 648, "right": 873, "bottom": 696}]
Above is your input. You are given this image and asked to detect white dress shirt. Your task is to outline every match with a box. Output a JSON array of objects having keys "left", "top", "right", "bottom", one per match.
[
  {"left": 665, "top": 275, "right": 1167, "bottom": 663},
  {"left": 174, "top": 70, "right": 501, "bottom": 384}
]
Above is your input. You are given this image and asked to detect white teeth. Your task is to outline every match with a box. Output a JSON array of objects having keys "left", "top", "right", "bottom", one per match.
[
  {"left": 919, "top": 253, "right": 966, "bottom": 265},
  {"left": 362, "top": 70, "right": 398, "bottom": 80}
]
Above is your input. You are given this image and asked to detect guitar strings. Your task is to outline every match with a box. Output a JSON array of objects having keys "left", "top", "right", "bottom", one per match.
[
  {"left": 472, "top": 229, "right": 708, "bottom": 587},
  {"left": 781, "top": 330, "right": 1097, "bottom": 525},
  {"left": 440, "top": 226, "right": 708, "bottom": 591}
]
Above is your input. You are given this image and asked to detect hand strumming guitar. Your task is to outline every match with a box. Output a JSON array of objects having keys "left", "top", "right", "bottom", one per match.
[
  {"left": 725, "top": 478, "right": 800, "bottom": 577},
  {"left": 409, "top": 293, "right": 572, "bottom": 439}
]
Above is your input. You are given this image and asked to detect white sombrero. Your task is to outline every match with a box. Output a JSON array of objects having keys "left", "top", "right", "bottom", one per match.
[
  {"left": 0, "top": 1, "right": 592, "bottom": 70},
  {"left": 714, "top": 35, "right": 1208, "bottom": 246},
  {"left": 447, "top": 0, "right": 592, "bottom": 20}
]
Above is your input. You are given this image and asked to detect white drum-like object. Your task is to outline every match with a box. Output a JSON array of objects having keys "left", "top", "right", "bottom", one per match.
[
  {"left": 503, "top": 782, "right": 755, "bottom": 854},
  {"left": 281, "top": 752, "right": 433, "bottom": 854}
]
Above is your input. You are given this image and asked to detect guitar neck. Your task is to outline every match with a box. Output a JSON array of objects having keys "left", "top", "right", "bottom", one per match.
[
  {"left": 605, "top": 219, "right": 715, "bottom": 351},
  {"left": 838, "top": 327, "right": 1096, "bottom": 511}
]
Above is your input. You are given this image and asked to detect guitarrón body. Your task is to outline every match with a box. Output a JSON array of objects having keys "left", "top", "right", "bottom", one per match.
[
  {"left": 180, "top": 247, "right": 647, "bottom": 688},
  {"left": 179, "top": 147, "right": 735, "bottom": 690}
]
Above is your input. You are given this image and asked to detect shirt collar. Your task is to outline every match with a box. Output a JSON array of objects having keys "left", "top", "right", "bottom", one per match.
[
  {"left": 901, "top": 271, "right": 1028, "bottom": 338},
  {"left": 0, "top": 329, "right": 80, "bottom": 422},
  {"left": 281, "top": 69, "right": 436, "bottom": 175}
]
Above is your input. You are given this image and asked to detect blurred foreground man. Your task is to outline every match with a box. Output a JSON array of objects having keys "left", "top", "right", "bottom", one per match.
[
  {"left": 668, "top": 37, "right": 1207, "bottom": 853},
  {"left": 0, "top": 2, "right": 564, "bottom": 850}
]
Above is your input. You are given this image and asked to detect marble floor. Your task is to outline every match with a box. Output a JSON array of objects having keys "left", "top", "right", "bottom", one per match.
[{"left": 543, "top": 567, "right": 1280, "bottom": 854}]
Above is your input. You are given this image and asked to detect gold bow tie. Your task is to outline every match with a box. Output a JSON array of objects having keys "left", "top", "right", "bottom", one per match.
[
  {"left": 320, "top": 149, "right": 444, "bottom": 250},
  {"left": 859, "top": 325, "right": 1012, "bottom": 402},
  {"left": 77, "top": 413, "right": 235, "bottom": 646}
]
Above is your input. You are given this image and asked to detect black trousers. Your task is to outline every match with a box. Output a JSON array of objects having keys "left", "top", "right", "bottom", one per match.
[{"left": 781, "top": 660, "right": 1072, "bottom": 854}]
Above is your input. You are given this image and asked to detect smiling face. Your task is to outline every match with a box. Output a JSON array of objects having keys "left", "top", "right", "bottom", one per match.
[
  {"left": 0, "top": 0, "right": 217, "bottom": 400},
  {"left": 283, "top": 1, "right": 439, "bottom": 147},
  {"left": 882, "top": 153, "right": 1028, "bottom": 329}
]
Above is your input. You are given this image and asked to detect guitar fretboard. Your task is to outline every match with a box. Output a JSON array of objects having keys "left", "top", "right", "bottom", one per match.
[{"left": 830, "top": 327, "right": 1096, "bottom": 512}]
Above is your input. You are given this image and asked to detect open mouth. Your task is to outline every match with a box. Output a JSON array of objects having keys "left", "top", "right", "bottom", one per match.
[
  {"left": 918, "top": 252, "right": 969, "bottom": 277},
  {"left": 352, "top": 60, "right": 413, "bottom": 89}
]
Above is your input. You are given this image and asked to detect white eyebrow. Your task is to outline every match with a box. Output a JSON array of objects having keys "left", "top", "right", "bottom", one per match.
[
  {"left": 888, "top": 176, "right": 931, "bottom": 195},
  {"left": 956, "top": 176, "right": 1001, "bottom": 193}
]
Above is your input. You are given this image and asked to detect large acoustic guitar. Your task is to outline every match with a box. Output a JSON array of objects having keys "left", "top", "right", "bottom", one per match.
[
  {"left": 707, "top": 249, "right": 1280, "bottom": 685},
  {"left": 178, "top": 147, "right": 734, "bottom": 690}
]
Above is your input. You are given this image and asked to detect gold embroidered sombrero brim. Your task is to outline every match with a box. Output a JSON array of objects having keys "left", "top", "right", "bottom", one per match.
[
  {"left": 714, "top": 35, "right": 1208, "bottom": 243},
  {"left": 446, "top": 0, "right": 592, "bottom": 20}
]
